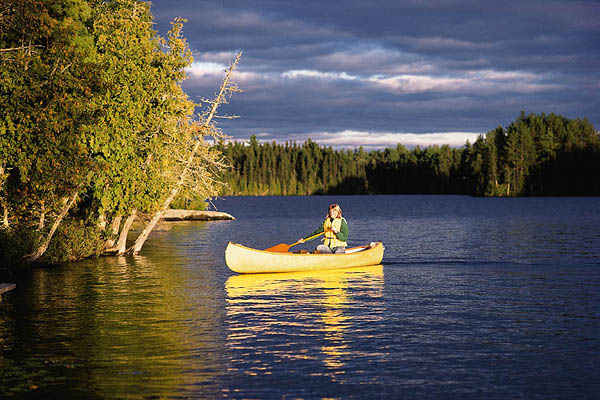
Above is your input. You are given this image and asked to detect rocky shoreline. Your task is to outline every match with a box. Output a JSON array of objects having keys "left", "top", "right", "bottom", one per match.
[{"left": 162, "top": 210, "right": 235, "bottom": 221}]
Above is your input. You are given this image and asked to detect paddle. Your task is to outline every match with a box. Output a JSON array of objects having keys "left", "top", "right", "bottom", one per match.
[{"left": 264, "top": 231, "right": 325, "bottom": 253}]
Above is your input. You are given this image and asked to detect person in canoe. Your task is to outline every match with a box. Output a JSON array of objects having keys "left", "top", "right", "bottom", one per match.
[{"left": 298, "top": 203, "right": 348, "bottom": 253}]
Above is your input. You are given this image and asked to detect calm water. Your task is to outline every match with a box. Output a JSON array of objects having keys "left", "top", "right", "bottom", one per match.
[{"left": 1, "top": 195, "right": 599, "bottom": 399}]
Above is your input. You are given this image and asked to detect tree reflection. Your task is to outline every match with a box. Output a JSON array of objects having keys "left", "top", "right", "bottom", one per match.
[{"left": 1, "top": 225, "right": 225, "bottom": 398}]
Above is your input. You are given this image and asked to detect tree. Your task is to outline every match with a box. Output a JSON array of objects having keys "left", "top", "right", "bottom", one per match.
[
  {"left": 127, "top": 52, "right": 242, "bottom": 255},
  {"left": 1, "top": 0, "right": 240, "bottom": 264},
  {"left": 216, "top": 112, "right": 598, "bottom": 198},
  {"left": 1, "top": 0, "right": 102, "bottom": 261},
  {"left": 89, "top": 1, "right": 197, "bottom": 255}
]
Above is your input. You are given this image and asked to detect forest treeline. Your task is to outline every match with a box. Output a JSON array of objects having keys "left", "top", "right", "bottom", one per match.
[
  {"left": 218, "top": 112, "right": 600, "bottom": 197},
  {"left": 1, "top": 0, "right": 237, "bottom": 267}
]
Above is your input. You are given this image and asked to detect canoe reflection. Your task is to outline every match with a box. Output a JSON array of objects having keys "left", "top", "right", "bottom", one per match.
[{"left": 225, "top": 265, "right": 384, "bottom": 377}]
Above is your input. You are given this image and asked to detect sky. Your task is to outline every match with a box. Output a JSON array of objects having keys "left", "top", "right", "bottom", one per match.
[{"left": 149, "top": 0, "right": 600, "bottom": 149}]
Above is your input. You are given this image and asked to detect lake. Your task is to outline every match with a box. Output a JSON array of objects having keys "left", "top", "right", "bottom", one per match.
[{"left": 1, "top": 195, "right": 599, "bottom": 399}]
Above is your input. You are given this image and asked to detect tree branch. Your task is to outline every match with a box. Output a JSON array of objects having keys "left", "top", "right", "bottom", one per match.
[{"left": 0, "top": 45, "right": 43, "bottom": 53}]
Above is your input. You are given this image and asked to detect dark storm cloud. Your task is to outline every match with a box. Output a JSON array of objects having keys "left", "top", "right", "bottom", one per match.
[{"left": 148, "top": 0, "right": 599, "bottom": 147}]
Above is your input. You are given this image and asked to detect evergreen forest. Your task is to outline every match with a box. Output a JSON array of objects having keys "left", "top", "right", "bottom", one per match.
[{"left": 218, "top": 112, "right": 600, "bottom": 197}]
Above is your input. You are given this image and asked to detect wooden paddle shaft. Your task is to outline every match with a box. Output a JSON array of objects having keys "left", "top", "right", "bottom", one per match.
[{"left": 265, "top": 231, "right": 325, "bottom": 252}]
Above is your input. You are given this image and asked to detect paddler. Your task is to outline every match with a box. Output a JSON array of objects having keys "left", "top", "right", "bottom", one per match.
[{"left": 298, "top": 203, "right": 348, "bottom": 253}]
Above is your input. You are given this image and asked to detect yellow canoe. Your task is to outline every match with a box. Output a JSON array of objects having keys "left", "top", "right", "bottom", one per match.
[{"left": 225, "top": 241, "right": 385, "bottom": 274}]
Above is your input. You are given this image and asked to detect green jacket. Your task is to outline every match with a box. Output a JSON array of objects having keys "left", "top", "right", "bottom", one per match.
[{"left": 304, "top": 217, "right": 349, "bottom": 243}]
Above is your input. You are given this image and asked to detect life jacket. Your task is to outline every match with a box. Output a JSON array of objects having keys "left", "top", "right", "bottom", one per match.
[{"left": 323, "top": 217, "right": 347, "bottom": 248}]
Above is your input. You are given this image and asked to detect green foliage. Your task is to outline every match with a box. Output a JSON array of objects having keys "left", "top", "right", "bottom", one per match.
[
  {"left": 89, "top": 0, "right": 195, "bottom": 218},
  {"left": 481, "top": 112, "right": 600, "bottom": 196},
  {"left": 170, "top": 193, "right": 208, "bottom": 211},
  {"left": 219, "top": 113, "right": 599, "bottom": 197},
  {"left": 1, "top": 0, "right": 101, "bottom": 223},
  {"left": 218, "top": 137, "right": 370, "bottom": 195},
  {"left": 43, "top": 219, "right": 106, "bottom": 263},
  {"left": 0, "top": 226, "right": 39, "bottom": 269},
  {"left": 1, "top": 0, "right": 224, "bottom": 266},
  {"left": 0, "top": 219, "right": 106, "bottom": 266}
]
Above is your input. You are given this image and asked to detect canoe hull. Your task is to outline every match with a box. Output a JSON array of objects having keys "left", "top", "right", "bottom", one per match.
[{"left": 225, "top": 241, "right": 384, "bottom": 274}]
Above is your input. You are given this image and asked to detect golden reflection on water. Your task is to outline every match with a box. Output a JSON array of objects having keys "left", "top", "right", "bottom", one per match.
[
  {"left": 225, "top": 265, "right": 384, "bottom": 378},
  {"left": 12, "top": 247, "right": 223, "bottom": 398}
]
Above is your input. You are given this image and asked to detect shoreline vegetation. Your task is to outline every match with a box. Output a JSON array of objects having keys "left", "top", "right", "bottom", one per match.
[
  {"left": 1, "top": 0, "right": 241, "bottom": 270},
  {"left": 1, "top": 1, "right": 598, "bottom": 272}
]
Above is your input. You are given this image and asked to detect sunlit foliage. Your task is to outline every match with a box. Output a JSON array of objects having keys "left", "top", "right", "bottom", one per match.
[{"left": 0, "top": 0, "right": 231, "bottom": 264}]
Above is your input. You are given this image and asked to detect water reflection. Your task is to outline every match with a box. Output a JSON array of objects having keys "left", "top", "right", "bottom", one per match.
[
  {"left": 225, "top": 266, "right": 384, "bottom": 381},
  {"left": 1, "top": 239, "right": 226, "bottom": 398},
  {"left": 4, "top": 196, "right": 599, "bottom": 398}
]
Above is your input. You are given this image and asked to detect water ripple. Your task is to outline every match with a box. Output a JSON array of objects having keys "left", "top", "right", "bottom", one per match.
[{"left": 1, "top": 196, "right": 600, "bottom": 399}]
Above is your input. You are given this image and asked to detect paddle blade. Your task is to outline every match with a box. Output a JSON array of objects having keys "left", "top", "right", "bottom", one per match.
[{"left": 264, "top": 243, "right": 292, "bottom": 252}]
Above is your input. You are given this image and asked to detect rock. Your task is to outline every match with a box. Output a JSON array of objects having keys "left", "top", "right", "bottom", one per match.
[
  {"left": 162, "top": 209, "right": 235, "bottom": 221},
  {"left": 0, "top": 283, "right": 16, "bottom": 302}
]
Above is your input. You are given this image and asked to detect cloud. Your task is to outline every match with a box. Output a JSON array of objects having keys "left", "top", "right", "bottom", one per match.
[
  {"left": 187, "top": 62, "right": 227, "bottom": 76},
  {"left": 306, "top": 131, "right": 482, "bottom": 148},
  {"left": 152, "top": 0, "right": 600, "bottom": 147},
  {"left": 365, "top": 69, "right": 562, "bottom": 95},
  {"left": 403, "top": 36, "right": 495, "bottom": 50},
  {"left": 237, "top": 130, "right": 482, "bottom": 149},
  {"left": 312, "top": 47, "right": 435, "bottom": 75},
  {"left": 282, "top": 69, "right": 358, "bottom": 81},
  {"left": 368, "top": 74, "right": 468, "bottom": 94},
  {"left": 225, "top": 64, "right": 563, "bottom": 96}
]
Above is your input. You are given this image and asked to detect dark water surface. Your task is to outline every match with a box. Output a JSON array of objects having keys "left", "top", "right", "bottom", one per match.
[{"left": 1, "top": 195, "right": 599, "bottom": 399}]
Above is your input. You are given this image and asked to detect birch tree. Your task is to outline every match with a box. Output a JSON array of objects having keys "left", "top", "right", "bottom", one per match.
[
  {"left": 1, "top": 0, "right": 231, "bottom": 263},
  {"left": 89, "top": 0, "right": 196, "bottom": 255},
  {"left": 1, "top": 0, "right": 102, "bottom": 261},
  {"left": 128, "top": 52, "right": 242, "bottom": 254}
]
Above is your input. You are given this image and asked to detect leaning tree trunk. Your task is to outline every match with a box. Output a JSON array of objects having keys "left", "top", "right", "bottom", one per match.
[
  {"left": 128, "top": 189, "right": 179, "bottom": 254},
  {"left": 97, "top": 212, "right": 107, "bottom": 230},
  {"left": 115, "top": 211, "right": 136, "bottom": 255},
  {"left": 104, "top": 215, "right": 122, "bottom": 249},
  {"left": 0, "top": 165, "right": 7, "bottom": 228},
  {"left": 127, "top": 53, "right": 241, "bottom": 255},
  {"left": 110, "top": 215, "right": 122, "bottom": 235},
  {"left": 37, "top": 205, "right": 45, "bottom": 231},
  {"left": 25, "top": 189, "right": 80, "bottom": 262},
  {"left": 2, "top": 206, "right": 8, "bottom": 228}
]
